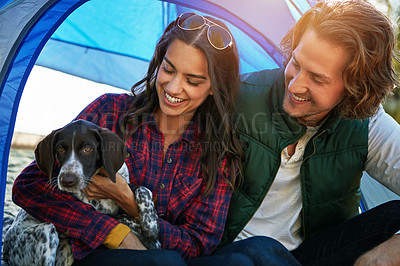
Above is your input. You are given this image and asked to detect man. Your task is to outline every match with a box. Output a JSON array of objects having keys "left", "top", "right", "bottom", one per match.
[{"left": 219, "top": 0, "right": 400, "bottom": 265}]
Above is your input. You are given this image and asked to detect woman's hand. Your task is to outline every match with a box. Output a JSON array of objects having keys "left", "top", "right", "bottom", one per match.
[
  {"left": 118, "top": 232, "right": 147, "bottom": 250},
  {"left": 84, "top": 168, "right": 125, "bottom": 200},
  {"left": 83, "top": 168, "right": 139, "bottom": 217}
]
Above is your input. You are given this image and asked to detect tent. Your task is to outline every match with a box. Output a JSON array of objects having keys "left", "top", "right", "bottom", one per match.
[{"left": 0, "top": 0, "right": 398, "bottom": 254}]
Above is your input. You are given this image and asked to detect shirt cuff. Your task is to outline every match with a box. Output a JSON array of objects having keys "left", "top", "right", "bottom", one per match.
[{"left": 102, "top": 223, "right": 131, "bottom": 249}]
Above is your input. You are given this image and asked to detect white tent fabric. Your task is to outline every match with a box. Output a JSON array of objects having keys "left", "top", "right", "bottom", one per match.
[{"left": 361, "top": 172, "right": 400, "bottom": 211}]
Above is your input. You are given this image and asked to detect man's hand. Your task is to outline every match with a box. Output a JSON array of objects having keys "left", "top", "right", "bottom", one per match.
[
  {"left": 354, "top": 234, "right": 400, "bottom": 266},
  {"left": 118, "top": 232, "right": 147, "bottom": 250}
]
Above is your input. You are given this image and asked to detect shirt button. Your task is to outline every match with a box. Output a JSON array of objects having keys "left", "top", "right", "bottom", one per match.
[
  {"left": 159, "top": 213, "right": 165, "bottom": 218},
  {"left": 166, "top": 158, "right": 173, "bottom": 164},
  {"left": 160, "top": 183, "right": 165, "bottom": 189}
]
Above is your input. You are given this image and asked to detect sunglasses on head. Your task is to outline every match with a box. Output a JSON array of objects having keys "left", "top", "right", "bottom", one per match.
[{"left": 177, "top": 12, "right": 233, "bottom": 50}]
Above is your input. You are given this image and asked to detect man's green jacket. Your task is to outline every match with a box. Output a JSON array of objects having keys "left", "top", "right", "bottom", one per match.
[{"left": 220, "top": 68, "right": 369, "bottom": 246}]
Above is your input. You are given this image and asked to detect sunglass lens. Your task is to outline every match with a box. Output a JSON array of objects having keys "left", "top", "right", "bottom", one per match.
[
  {"left": 208, "top": 25, "right": 232, "bottom": 49},
  {"left": 178, "top": 13, "right": 204, "bottom": 30}
]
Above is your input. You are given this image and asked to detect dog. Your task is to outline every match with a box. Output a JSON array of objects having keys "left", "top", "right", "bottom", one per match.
[{"left": 3, "top": 120, "right": 160, "bottom": 266}]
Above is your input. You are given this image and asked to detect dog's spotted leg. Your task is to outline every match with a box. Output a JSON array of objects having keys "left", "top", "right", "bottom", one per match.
[
  {"left": 55, "top": 233, "right": 74, "bottom": 266},
  {"left": 133, "top": 186, "right": 161, "bottom": 249},
  {"left": 3, "top": 209, "right": 59, "bottom": 266}
]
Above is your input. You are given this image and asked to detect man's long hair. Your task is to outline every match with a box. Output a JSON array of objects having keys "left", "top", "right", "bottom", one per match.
[{"left": 281, "top": 0, "right": 399, "bottom": 119}]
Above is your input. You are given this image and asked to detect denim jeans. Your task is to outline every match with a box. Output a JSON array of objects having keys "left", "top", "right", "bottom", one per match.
[
  {"left": 291, "top": 200, "right": 400, "bottom": 266},
  {"left": 187, "top": 236, "right": 301, "bottom": 266},
  {"left": 72, "top": 237, "right": 299, "bottom": 266},
  {"left": 72, "top": 249, "right": 186, "bottom": 266},
  {"left": 72, "top": 201, "right": 400, "bottom": 265}
]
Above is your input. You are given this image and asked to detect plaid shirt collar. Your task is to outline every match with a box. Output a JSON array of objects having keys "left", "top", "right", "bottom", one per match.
[{"left": 140, "top": 113, "right": 202, "bottom": 145}]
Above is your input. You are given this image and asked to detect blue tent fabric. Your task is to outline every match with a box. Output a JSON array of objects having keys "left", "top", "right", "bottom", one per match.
[
  {"left": 0, "top": 0, "right": 17, "bottom": 9},
  {"left": 34, "top": 0, "right": 287, "bottom": 90},
  {"left": 35, "top": 0, "right": 175, "bottom": 89},
  {"left": 361, "top": 172, "right": 400, "bottom": 211},
  {"left": 0, "top": 1, "right": 88, "bottom": 251}
]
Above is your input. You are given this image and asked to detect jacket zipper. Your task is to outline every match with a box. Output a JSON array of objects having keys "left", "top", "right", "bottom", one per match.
[{"left": 300, "top": 129, "right": 326, "bottom": 238}]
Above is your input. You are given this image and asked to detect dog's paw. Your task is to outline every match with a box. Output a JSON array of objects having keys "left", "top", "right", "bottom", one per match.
[
  {"left": 116, "top": 213, "right": 141, "bottom": 234},
  {"left": 55, "top": 234, "right": 74, "bottom": 266},
  {"left": 131, "top": 186, "right": 161, "bottom": 249}
]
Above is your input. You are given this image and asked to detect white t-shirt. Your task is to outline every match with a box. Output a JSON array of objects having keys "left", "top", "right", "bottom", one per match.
[{"left": 236, "top": 106, "right": 400, "bottom": 250}]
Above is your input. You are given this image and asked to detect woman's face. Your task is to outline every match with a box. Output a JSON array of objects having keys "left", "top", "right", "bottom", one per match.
[{"left": 155, "top": 39, "right": 212, "bottom": 120}]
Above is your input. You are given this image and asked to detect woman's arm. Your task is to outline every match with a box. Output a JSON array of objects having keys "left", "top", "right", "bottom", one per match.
[
  {"left": 83, "top": 161, "right": 233, "bottom": 259},
  {"left": 12, "top": 93, "right": 133, "bottom": 259},
  {"left": 12, "top": 162, "right": 120, "bottom": 252}
]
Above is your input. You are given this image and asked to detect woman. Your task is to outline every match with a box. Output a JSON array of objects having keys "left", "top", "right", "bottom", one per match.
[{"left": 12, "top": 12, "right": 243, "bottom": 265}]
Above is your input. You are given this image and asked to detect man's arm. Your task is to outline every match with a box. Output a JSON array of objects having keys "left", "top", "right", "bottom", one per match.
[
  {"left": 365, "top": 105, "right": 400, "bottom": 194},
  {"left": 360, "top": 105, "right": 400, "bottom": 265}
]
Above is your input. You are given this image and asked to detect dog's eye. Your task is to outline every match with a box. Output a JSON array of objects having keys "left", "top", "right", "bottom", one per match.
[
  {"left": 83, "top": 146, "right": 93, "bottom": 153},
  {"left": 56, "top": 147, "right": 65, "bottom": 153}
]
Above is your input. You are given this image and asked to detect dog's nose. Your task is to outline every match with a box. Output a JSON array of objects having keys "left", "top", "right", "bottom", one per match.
[{"left": 59, "top": 174, "right": 77, "bottom": 188}]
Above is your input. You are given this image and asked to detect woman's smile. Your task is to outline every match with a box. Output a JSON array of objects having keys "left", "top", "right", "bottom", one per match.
[{"left": 164, "top": 90, "right": 184, "bottom": 104}]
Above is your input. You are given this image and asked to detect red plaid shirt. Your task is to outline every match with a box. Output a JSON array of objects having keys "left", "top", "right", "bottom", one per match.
[{"left": 12, "top": 93, "right": 233, "bottom": 260}]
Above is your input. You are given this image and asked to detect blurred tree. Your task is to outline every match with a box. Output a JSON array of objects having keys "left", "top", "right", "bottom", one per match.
[{"left": 373, "top": 0, "right": 400, "bottom": 122}]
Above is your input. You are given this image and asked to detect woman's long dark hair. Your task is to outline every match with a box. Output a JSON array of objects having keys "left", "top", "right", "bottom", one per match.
[{"left": 121, "top": 15, "right": 243, "bottom": 196}]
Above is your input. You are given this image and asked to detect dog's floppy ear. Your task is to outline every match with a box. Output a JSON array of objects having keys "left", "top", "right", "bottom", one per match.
[
  {"left": 34, "top": 129, "right": 60, "bottom": 178},
  {"left": 98, "top": 128, "right": 127, "bottom": 183}
]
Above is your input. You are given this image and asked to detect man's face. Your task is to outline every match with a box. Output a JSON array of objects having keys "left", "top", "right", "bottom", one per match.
[{"left": 284, "top": 29, "right": 350, "bottom": 126}]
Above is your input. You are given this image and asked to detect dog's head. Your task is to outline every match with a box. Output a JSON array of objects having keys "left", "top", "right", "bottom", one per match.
[{"left": 35, "top": 120, "right": 127, "bottom": 191}]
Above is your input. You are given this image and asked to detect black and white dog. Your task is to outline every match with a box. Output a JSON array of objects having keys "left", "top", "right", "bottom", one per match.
[{"left": 3, "top": 120, "right": 160, "bottom": 266}]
